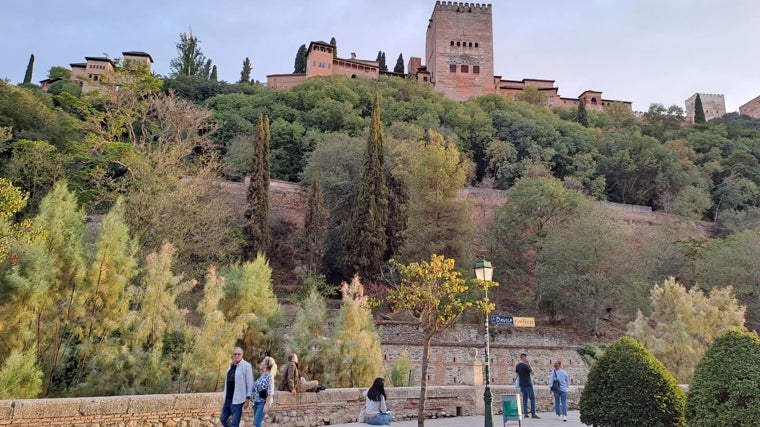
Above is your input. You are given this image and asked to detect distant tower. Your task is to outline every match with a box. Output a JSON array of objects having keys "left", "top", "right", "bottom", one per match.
[
  {"left": 426, "top": 1, "right": 495, "bottom": 101},
  {"left": 685, "top": 93, "right": 726, "bottom": 122},
  {"left": 305, "top": 41, "right": 334, "bottom": 78}
]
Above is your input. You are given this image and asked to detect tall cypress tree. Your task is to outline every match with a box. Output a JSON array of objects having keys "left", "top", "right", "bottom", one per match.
[
  {"left": 209, "top": 65, "right": 218, "bottom": 81},
  {"left": 294, "top": 44, "right": 307, "bottom": 73},
  {"left": 23, "top": 54, "right": 34, "bottom": 84},
  {"left": 341, "top": 95, "right": 389, "bottom": 278},
  {"left": 394, "top": 53, "right": 404, "bottom": 73},
  {"left": 330, "top": 37, "right": 338, "bottom": 58},
  {"left": 376, "top": 51, "right": 388, "bottom": 72},
  {"left": 303, "top": 173, "right": 329, "bottom": 276},
  {"left": 694, "top": 94, "right": 706, "bottom": 123},
  {"left": 240, "top": 57, "right": 252, "bottom": 83},
  {"left": 243, "top": 114, "right": 271, "bottom": 259},
  {"left": 576, "top": 97, "right": 589, "bottom": 127}
]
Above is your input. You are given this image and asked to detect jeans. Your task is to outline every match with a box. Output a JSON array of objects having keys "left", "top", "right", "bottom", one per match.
[
  {"left": 220, "top": 399, "right": 243, "bottom": 427},
  {"left": 365, "top": 412, "right": 392, "bottom": 425},
  {"left": 520, "top": 386, "right": 536, "bottom": 415},
  {"left": 553, "top": 390, "right": 567, "bottom": 416},
  {"left": 253, "top": 400, "right": 266, "bottom": 427}
]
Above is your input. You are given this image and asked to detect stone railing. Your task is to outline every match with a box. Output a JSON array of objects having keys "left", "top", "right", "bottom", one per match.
[{"left": 0, "top": 385, "right": 581, "bottom": 426}]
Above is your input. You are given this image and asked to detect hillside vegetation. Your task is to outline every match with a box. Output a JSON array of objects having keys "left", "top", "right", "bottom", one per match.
[{"left": 2, "top": 63, "right": 760, "bottom": 396}]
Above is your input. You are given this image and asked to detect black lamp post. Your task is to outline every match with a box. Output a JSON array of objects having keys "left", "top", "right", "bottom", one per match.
[{"left": 474, "top": 259, "right": 494, "bottom": 427}]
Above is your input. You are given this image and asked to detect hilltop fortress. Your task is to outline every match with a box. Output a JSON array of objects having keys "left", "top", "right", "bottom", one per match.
[{"left": 268, "top": 1, "right": 632, "bottom": 111}]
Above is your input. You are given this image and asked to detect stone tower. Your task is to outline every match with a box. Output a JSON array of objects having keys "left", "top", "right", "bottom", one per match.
[
  {"left": 426, "top": 1, "right": 495, "bottom": 101},
  {"left": 685, "top": 93, "right": 726, "bottom": 122}
]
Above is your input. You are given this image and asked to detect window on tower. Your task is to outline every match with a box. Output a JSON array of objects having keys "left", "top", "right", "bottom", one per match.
[
  {"left": 450, "top": 64, "right": 456, "bottom": 73},
  {"left": 461, "top": 65, "right": 469, "bottom": 73}
]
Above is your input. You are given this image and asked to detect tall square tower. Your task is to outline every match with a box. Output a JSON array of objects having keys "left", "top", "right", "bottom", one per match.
[{"left": 426, "top": 2, "right": 495, "bottom": 101}]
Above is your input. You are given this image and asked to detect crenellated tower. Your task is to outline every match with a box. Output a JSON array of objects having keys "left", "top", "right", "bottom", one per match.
[{"left": 426, "top": 1, "right": 495, "bottom": 101}]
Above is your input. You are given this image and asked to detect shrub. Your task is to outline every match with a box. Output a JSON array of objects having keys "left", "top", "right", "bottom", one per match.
[
  {"left": 578, "top": 341, "right": 607, "bottom": 365},
  {"left": 580, "top": 336, "right": 685, "bottom": 426},
  {"left": 389, "top": 349, "right": 411, "bottom": 387},
  {"left": 685, "top": 329, "right": 760, "bottom": 427}
]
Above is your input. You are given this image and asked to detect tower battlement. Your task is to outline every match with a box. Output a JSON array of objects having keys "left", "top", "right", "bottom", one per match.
[{"left": 434, "top": 1, "right": 491, "bottom": 13}]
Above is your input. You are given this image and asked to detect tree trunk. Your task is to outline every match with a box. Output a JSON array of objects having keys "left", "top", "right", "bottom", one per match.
[{"left": 417, "top": 334, "right": 433, "bottom": 427}]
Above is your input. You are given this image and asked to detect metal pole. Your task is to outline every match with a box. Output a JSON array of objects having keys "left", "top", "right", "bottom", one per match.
[{"left": 484, "top": 289, "right": 493, "bottom": 427}]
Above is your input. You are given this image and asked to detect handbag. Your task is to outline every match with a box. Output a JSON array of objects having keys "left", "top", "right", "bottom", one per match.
[{"left": 550, "top": 370, "right": 560, "bottom": 392}]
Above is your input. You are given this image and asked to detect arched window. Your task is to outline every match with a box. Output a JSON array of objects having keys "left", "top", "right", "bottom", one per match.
[
  {"left": 451, "top": 41, "right": 454, "bottom": 46},
  {"left": 456, "top": 41, "right": 461, "bottom": 46},
  {"left": 475, "top": 42, "right": 479, "bottom": 47}
]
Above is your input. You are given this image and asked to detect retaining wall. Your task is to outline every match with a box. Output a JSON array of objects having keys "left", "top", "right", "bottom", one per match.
[{"left": 0, "top": 385, "right": 581, "bottom": 426}]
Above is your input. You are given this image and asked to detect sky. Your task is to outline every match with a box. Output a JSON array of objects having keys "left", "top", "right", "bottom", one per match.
[{"left": 2, "top": 0, "right": 759, "bottom": 113}]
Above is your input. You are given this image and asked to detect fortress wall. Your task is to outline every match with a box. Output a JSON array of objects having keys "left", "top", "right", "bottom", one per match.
[{"left": 0, "top": 385, "right": 582, "bottom": 426}]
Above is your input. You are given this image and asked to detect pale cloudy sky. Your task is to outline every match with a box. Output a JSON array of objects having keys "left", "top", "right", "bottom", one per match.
[{"left": 2, "top": 0, "right": 759, "bottom": 112}]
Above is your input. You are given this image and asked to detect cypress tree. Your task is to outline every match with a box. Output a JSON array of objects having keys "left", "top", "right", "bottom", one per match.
[
  {"left": 376, "top": 51, "right": 388, "bottom": 72},
  {"left": 209, "top": 65, "right": 217, "bottom": 81},
  {"left": 341, "top": 95, "right": 388, "bottom": 278},
  {"left": 394, "top": 53, "right": 404, "bottom": 73},
  {"left": 23, "top": 54, "right": 34, "bottom": 84},
  {"left": 303, "top": 173, "right": 329, "bottom": 276},
  {"left": 243, "top": 114, "right": 271, "bottom": 259},
  {"left": 694, "top": 94, "right": 706, "bottom": 123},
  {"left": 239, "top": 57, "right": 252, "bottom": 83},
  {"left": 294, "top": 44, "right": 307, "bottom": 73},
  {"left": 330, "top": 37, "right": 337, "bottom": 58},
  {"left": 576, "top": 97, "right": 589, "bottom": 127}
]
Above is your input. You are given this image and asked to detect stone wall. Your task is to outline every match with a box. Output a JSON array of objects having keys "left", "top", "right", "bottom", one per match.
[{"left": 0, "top": 385, "right": 581, "bottom": 427}]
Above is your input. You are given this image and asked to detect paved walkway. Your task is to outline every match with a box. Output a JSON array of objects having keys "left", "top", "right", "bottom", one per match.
[{"left": 329, "top": 411, "right": 587, "bottom": 426}]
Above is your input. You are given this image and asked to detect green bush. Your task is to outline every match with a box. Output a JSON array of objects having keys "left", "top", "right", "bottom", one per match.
[
  {"left": 389, "top": 349, "right": 411, "bottom": 387},
  {"left": 686, "top": 329, "right": 760, "bottom": 427},
  {"left": 580, "top": 336, "right": 685, "bottom": 426},
  {"left": 578, "top": 341, "right": 607, "bottom": 365}
]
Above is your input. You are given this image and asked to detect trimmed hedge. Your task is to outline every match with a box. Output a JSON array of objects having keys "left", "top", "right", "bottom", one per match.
[
  {"left": 686, "top": 329, "right": 760, "bottom": 427},
  {"left": 580, "top": 336, "right": 685, "bottom": 426}
]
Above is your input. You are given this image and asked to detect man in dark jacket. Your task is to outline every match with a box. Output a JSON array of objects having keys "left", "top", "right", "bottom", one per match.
[{"left": 278, "top": 353, "right": 324, "bottom": 393}]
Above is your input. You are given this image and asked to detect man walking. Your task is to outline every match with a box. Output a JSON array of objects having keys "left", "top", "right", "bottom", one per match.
[
  {"left": 221, "top": 347, "right": 254, "bottom": 427},
  {"left": 278, "top": 353, "right": 324, "bottom": 394},
  {"left": 515, "top": 353, "right": 540, "bottom": 419}
]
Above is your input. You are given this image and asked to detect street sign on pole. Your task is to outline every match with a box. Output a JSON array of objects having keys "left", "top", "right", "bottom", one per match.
[
  {"left": 490, "top": 315, "right": 535, "bottom": 328},
  {"left": 491, "top": 315, "right": 513, "bottom": 326}
]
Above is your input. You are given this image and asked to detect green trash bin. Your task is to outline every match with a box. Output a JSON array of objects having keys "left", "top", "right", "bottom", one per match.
[{"left": 501, "top": 394, "right": 522, "bottom": 426}]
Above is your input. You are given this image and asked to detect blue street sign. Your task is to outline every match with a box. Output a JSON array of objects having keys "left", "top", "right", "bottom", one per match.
[{"left": 491, "top": 315, "right": 514, "bottom": 326}]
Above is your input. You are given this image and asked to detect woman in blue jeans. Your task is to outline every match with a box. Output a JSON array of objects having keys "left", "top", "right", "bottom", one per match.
[
  {"left": 252, "top": 356, "right": 277, "bottom": 427},
  {"left": 548, "top": 360, "right": 570, "bottom": 422},
  {"left": 364, "top": 377, "right": 392, "bottom": 425}
]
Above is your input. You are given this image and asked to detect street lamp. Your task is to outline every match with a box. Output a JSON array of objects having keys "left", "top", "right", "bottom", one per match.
[{"left": 474, "top": 259, "right": 494, "bottom": 427}]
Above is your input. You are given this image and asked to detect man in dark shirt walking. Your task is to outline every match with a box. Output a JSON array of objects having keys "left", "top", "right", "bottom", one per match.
[{"left": 516, "top": 353, "right": 540, "bottom": 419}]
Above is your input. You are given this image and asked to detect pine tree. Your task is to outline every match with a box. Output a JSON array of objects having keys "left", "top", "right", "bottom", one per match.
[
  {"left": 341, "top": 95, "right": 388, "bottom": 278},
  {"left": 394, "top": 53, "right": 404, "bottom": 73},
  {"left": 694, "top": 94, "right": 706, "bottom": 123},
  {"left": 23, "top": 54, "right": 34, "bottom": 84},
  {"left": 240, "top": 57, "right": 252, "bottom": 83},
  {"left": 169, "top": 28, "right": 213, "bottom": 78},
  {"left": 292, "top": 289, "right": 330, "bottom": 383},
  {"left": 330, "top": 37, "right": 337, "bottom": 58},
  {"left": 576, "top": 97, "right": 589, "bottom": 127},
  {"left": 294, "top": 44, "right": 307, "bottom": 73},
  {"left": 325, "top": 276, "right": 383, "bottom": 387},
  {"left": 209, "top": 65, "right": 217, "bottom": 81},
  {"left": 243, "top": 114, "right": 271, "bottom": 259}
]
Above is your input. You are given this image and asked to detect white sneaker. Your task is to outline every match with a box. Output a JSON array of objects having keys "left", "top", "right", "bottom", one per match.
[
  {"left": 563, "top": 415, "right": 567, "bottom": 422},
  {"left": 556, "top": 415, "right": 561, "bottom": 420}
]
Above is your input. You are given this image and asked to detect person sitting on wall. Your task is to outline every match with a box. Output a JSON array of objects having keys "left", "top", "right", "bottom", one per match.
[{"left": 278, "top": 353, "right": 325, "bottom": 393}]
